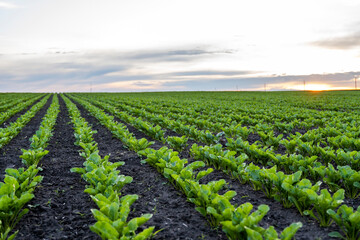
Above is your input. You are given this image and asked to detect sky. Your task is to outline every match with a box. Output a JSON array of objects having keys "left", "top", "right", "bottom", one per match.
[{"left": 0, "top": 0, "right": 359, "bottom": 92}]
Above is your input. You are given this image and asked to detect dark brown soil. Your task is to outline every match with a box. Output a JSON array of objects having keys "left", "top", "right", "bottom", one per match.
[
  {"left": 0, "top": 95, "right": 52, "bottom": 174},
  {"left": 0, "top": 95, "right": 45, "bottom": 128},
  {"left": 72, "top": 97, "right": 339, "bottom": 240},
  {"left": 0, "top": 93, "right": 345, "bottom": 240},
  {"left": 72, "top": 97, "right": 226, "bottom": 240},
  {"left": 12, "top": 96, "right": 99, "bottom": 239}
]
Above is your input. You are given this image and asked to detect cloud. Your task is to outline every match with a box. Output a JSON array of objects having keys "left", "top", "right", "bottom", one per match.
[
  {"left": 160, "top": 72, "right": 360, "bottom": 91},
  {"left": 172, "top": 70, "right": 260, "bottom": 77},
  {"left": 310, "top": 31, "right": 360, "bottom": 50},
  {"left": 121, "top": 48, "right": 233, "bottom": 62},
  {"left": 0, "top": 2, "right": 18, "bottom": 9},
  {"left": 0, "top": 47, "right": 359, "bottom": 92}
]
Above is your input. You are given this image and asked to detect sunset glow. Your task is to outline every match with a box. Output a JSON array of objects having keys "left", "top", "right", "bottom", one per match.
[
  {"left": 0, "top": 0, "right": 359, "bottom": 92},
  {"left": 307, "top": 84, "right": 331, "bottom": 91},
  {"left": 293, "top": 83, "right": 331, "bottom": 91}
]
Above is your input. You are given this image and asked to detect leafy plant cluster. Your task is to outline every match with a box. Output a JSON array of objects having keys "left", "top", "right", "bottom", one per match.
[
  {"left": 62, "top": 94, "right": 155, "bottom": 240},
  {"left": 71, "top": 92, "right": 360, "bottom": 239},
  {"left": 191, "top": 143, "right": 345, "bottom": 224},
  {"left": 280, "top": 137, "right": 360, "bottom": 169},
  {"left": 165, "top": 135, "right": 188, "bottom": 152},
  {"left": 83, "top": 95, "right": 359, "bottom": 175},
  {"left": 66, "top": 94, "right": 302, "bottom": 239},
  {"left": 0, "top": 95, "right": 50, "bottom": 149},
  {"left": 68, "top": 95, "right": 154, "bottom": 153},
  {"left": 97, "top": 96, "right": 360, "bottom": 199},
  {"left": 92, "top": 94, "right": 354, "bottom": 138},
  {"left": 20, "top": 95, "right": 60, "bottom": 167},
  {"left": 0, "top": 94, "right": 59, "bottom": 239},
  {"left": 0, "top": 94, "right": 38, "bottom": 113},
  {"left": 191, "top": 142, "right": 360, "bottom": 239},
  {"left": 85, "top": 98, "right": 166, "bottom": 143},
  {"left": 94, "top": 93, "right": 360, "bottom": 156},
  {"left": 138, "top": 146, "right": 302, "bottom": 240},
  {"left": 79, "top": 95, "right": 222, "bottom": 145},
  {"left": 0, "top": 94, "right": 45, "bottom": 125},
  {"left": 230, "top": 134, "right": 351, "bottom": 190},
  {"left": 226, "top": 137, "right": 360, "bottom": 200}
]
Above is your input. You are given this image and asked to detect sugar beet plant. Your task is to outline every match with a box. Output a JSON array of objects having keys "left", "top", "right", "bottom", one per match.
[
  {"left": 62, "top": 94, "right": 155, "bottom": 240},
  {"left": 0, "top": 94, "right": 45, "bottom": 125},
  {"left": 20, "top": 95, "right": 59, "bottom": 166},
  {"left": 0, "top": 94, "right": 59, "bottom": 240},
  {"left": 0, "top": 165, "right": 42, "bottom": 240},
  {"left": 72, "top": 91, "right": 360, "bottom": 239},
  {"left": 138, "top": 146, "right": 302, "bottom": 240},
  {"left": 91, "top": 98, "right": 360, "bottom": 207},
  {"left": 166, "top": 135, "right": 188, "bottom": 152},
  {"left": 0, "top": 94, "right": 50, "bottom": 150},
  {"left": 65, "top": 94, "right": 302, "bottom": 239},
  {"left": 67, "top": 95, "right": 154, "bottom": 152},
  {"left": 76, "top": 92, "right": 360, "bottom": 239},
  {"left": 191, "top": 142, "right": 349, "bottom": 229},
  {"left": 327, "top": 205, "right": 360, "bottom": 240}
]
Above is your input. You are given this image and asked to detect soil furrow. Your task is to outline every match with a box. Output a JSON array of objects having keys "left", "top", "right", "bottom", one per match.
[
  {"left": 73, "top": 99, "right": 226, "bottom": 240},
  {"left": 0, "top": 95, "right": 53, "bottom": 177},
  {"left": 80, "top": 100, "right": 339, "bottom": 240},
  {"left": 14, "top": 96, "right": 99, "bottom": 240},
  {"left": 0, "top": 95, "right": 45, "bottom": 128}
]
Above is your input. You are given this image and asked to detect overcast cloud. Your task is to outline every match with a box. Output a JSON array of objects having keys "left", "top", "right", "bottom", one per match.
[
  {"left": 0, "top": 48, "right": 358, "bottom": 92},
  {"left": 311, "top": 31, "right": 360, "bottom": 50},
  {"left": 0, "top": 0, "right": 359, "bottom": 92}
]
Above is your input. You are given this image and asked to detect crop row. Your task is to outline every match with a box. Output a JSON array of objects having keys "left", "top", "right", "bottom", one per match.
[
  {"left": 62, "top": 94, "right": 156, "bottom": 240},
  {"left": 0, "top": 94, "right": 59, "bottom": 239},
  {"left": 0, "top": 95, "right": 50, "bottom": 150},
  {"left": 86, "top": 93, "right": 359, "bottom": 132},
  {"left": 76, "top": 94, "right": 360, "bottom": 201},
  {"left": 0, "top": 94, "right": 46, "bottom": 125},
  {"left": 0, "top": 94, "right": 41, "bottom": 113},
  {"left": 67, "top": 94, "right": 303, "bottom": 240},
  {"left": 99, "top": 96, "right": 359, "bottom": 153},
  {"left": 72, "top": 93, "right": 360, "bottom": 239},
  {"left": 83, "top": 94, "right": 360, "bottom": 165}
]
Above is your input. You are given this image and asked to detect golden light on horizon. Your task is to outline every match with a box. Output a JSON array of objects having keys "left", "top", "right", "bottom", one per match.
[
  {"left": 292, "top": 83, "right": 332, "bottom": 91},
  {"left": 306, "top": 84, "right": 331, "bottom": 91}
]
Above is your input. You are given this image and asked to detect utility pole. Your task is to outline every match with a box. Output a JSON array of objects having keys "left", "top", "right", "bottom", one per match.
[
  {"left": 303, "top": 80, "right": 306, "bottom": 91},
  {"left": 355, "top": 75, "right": 358, "bottom": 90}
]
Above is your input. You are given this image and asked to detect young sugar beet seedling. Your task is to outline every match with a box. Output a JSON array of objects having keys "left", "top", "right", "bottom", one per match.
[
  {"left": 4, "top": 165, "right": 43, "bottom": 195},
  {"left": 185, "top": 179, "right": 236, "bottom": 227},
  {"left": 71, "top": 152, "right": 133, "bottom": 198},
  {"left": 190, "top": 143, "right": 248, "bottom": 175},
  {"left": 0, "top": 174, "right": 36, "bottom": 240},
  {"left": 283, "top": 178, "right": 322, "bottom": 215},
  {"left": 304, "top": 188, "right": 345, "bottom": 227},
  {"left": 90, "top": 193, "right": 155, "bottom": 240},
  {"left": 64, "top": 94, "right": 155, "bottom": 240},
  {"left": 19, "top": 148, "right": 49, "bottom": 167},
  {"left": 69, "top": 94, "right": 304, "bottom": 239},
  {"left": 166, "top": 136, "right": 188, "bottom": 152},
  {"left": 327, "top": 204, "right": 360, "bottom": 240},
  {"left": 138, "top": 145, "right": 302, "bottom": 239},
  {"left": 168, "top": 161, "right": 214, "bottom": 196},
  {"left": 221, "top": 203, "right": 302, "bottom": 240}
]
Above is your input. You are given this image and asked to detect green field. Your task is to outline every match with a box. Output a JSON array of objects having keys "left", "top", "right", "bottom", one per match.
[{"left": 1, "top": 91, "right": 360, "bottom": 239}]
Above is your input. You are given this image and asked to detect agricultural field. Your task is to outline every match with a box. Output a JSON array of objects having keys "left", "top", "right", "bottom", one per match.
[{"left": 0, "top": 91, "right": 360, "bottom": 240}]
